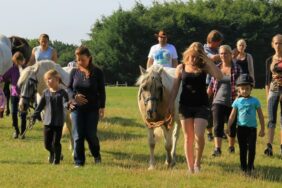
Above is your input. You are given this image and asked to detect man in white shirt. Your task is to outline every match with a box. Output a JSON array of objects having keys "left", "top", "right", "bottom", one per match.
[{"left": 146, "top": 30, "right": 178, "bottom": 69}]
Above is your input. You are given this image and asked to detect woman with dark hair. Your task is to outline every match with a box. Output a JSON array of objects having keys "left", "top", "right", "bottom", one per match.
[{"left": 67, "top": 46, "right": 106, "bottom": 167}]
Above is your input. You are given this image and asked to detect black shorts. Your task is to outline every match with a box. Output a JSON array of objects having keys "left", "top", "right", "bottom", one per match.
[{"left": 179, "top": 104, "right": 210, "bottom": 121}]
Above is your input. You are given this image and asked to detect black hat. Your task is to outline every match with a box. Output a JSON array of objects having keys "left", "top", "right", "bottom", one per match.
[{"left": 236, "top": 74, "right": 254, "bottom": 86}]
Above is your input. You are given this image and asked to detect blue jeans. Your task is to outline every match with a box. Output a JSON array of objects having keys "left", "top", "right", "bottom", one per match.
[
  {"left": 71, "top": 109, "right": 100, "bottom": 165},
  {"left": 267, "top": 90, "right": 282, "bottom": 129}
]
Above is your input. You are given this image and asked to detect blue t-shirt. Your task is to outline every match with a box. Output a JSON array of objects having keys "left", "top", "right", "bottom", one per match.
[{"left": 232, "top": 96, "right": 260, "bottom": 128}]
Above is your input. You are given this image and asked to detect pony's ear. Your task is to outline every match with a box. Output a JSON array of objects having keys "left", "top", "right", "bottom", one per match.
[{"left": 139, "top": 66, "right": 146, "bottom": 75}]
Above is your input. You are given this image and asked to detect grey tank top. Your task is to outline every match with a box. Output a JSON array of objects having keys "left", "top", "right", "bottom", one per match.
[{"left": 213, "top": 75, "right": 232, "bottom": 107}]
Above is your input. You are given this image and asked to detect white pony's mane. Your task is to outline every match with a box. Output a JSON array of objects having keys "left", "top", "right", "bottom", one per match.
[
  {"left": 18, "top": 60, "right": 71, "bottom": 87},
  {"left": 136, "top": 65, "right": 175, "bottom": 91},
  {"left": 17, "top": 65, "right": 35, "bottom": 86}
]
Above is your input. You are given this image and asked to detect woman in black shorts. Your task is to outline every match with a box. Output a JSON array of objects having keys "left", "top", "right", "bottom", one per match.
[{"left": 169, "top": 42, "right": 222, "bottom": 173}]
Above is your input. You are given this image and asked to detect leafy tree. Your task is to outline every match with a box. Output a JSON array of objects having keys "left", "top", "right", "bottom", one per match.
[{"left": 85, "top": 0, "right": 282, "bottom": 87}]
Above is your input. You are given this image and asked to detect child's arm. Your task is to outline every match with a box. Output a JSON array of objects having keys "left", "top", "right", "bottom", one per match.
[
  {"left": 257, "top": 107, "right": 265, "bottom": 137},
  {"left": 227, "top": 108, "right": 237, "bottom": 135},
  {"left": 62, "top": 89, "right": 69, "bottom": 109},
  {"left": 32, "top": 94, "right": 46, "bottom": 121}
]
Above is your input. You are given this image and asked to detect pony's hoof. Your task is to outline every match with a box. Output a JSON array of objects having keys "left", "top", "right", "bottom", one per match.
[
  {"left": 164, "top": 160, "right": 169, "bottom": 166},
  {"left": 170, "top": 161, "right": 176, "bottom": 168},
  {"left": 165, "top": 160, "right": 175, "bottom": 168},
  {"left": 148, "top": 165, "right": 155, "bottom": 170}
]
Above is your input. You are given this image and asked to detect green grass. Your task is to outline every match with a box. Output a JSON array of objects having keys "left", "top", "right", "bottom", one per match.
[{"left": 0, "top": 87, "right": 281, "bottom": 188}]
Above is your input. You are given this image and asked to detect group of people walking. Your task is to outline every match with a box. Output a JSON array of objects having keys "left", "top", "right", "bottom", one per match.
[
  {"left": 0, "top": 30, "right": 281, "bottom": 173},
  {"left": 147, "top": 29, "right": 282, "bottom": 174},
  {"left": 0, "top": 34, "right": 106, "bottom": 168}
]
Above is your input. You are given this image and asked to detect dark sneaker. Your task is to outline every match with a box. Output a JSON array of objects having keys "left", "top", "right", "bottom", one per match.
[
  {"left": 48, "top": 153, "right": 54, "bottom": 164},
  {"left": 13, "top": 132, "right": 19, "bottom": 139},
  {"left": 5, "top": 109, "right": 10, "bottom": 116},
  {"left": 228, "top": 146, "right": 235, "bottom": 153},
  {"left": 264, "top": 143, "right": 273, "bottom": 156},
  {"left": 207, "top": 133, "right": 214, "bottom": 141},
  {"left": 19, "top": 134, "right": 25, "bottom": 139},
  {"left": 212, "top": 148, "right": 221, "bottom": 157},
  {"left": 94, "top": 156, "right": 102, "bottom": 164},
  {"left": 222, "top": 133, "right": 227, "bottom": 139},
  {"left": 53, "top": 159, "right": 60, "bottom": 165}
]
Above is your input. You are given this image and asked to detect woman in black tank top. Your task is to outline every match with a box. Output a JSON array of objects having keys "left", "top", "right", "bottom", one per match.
[
  {"left": 169, "top": 42, "right": 222, "bottom": 173},
  {"left": 234, "top": 39, "right": 255, "bottom": 83}
]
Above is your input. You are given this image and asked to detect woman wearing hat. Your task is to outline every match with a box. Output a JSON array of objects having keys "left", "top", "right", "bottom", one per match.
[
  {"left": 227, "top": 74, "right": 265, "bottom": 173},
  {"left": 146, "top": 30, "right": 178, "bottom": 68}
]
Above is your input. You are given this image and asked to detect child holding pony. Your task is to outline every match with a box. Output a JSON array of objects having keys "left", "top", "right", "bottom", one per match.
[{"left": 31, "top": 69, "right": 69, "bottom": 165}]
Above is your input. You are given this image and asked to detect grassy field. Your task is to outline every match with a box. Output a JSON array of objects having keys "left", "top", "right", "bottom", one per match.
[{"left": 0, "top": 87, "right": 281, "bottom": 188}]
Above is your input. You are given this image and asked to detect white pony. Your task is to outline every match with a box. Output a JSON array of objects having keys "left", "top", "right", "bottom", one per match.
[
  {"left": 17, "top": 60, "right": 74, "bottom": 150},
  {"left": 136, "top": 65, "right": 181, "bottom": 170},
  {"left": 0, "top": 34, "right": 12, "bottom": 76}
]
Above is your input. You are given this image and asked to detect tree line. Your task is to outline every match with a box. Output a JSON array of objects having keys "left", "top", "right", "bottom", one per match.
[{"left": 29, "top": 0, "right": 282, "bottom": 87}]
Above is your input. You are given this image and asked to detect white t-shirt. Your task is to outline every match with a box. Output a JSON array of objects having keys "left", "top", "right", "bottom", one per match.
[{"left": 148, "top": 44, "right": 178, "bottom": 67}]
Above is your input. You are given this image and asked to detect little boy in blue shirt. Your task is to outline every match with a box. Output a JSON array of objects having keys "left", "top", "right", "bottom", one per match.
[{"left": 227, "top": 74, "right": 265, "bottom": 173}]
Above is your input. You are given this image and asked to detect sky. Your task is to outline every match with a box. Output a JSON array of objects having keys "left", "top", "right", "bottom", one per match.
[{"left": 1, "top": 0, "right": 178, "bottom": 45}]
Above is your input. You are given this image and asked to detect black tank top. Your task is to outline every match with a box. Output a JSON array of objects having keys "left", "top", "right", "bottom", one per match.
[
  {"left": 236, "top": 58, "right": 249, "bottom": 74},
  {"left": 180, "top": 65, "right": 208, "bottom": 107}
]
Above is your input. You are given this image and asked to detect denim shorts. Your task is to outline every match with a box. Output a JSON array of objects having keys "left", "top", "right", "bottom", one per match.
[{"left": 179, "top": 104, "right": 210, "bottom": 121}]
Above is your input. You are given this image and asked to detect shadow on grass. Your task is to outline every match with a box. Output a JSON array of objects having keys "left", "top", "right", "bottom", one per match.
[
  {"left": 101, "top": 116, "right": 144, "bottom": 128},
  {"left": 0, "top": 159, "right": 45, "bottom": 165},
  {"left": 209, "top": 160, "right": 282, "bottom": 182},
  {"left": 0, "top": 126, "right": 12, "bottom": 130},
  {"left": 98, "top": 129, "right": 145, "bottom": 141},
  {"left": 103, "top": 150, "right": 186, "bottom": 169}
]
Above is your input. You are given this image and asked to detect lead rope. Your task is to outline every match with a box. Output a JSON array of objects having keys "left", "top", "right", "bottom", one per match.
[
  {"left": 144, "top": 114, "right": 173, "bottom": 129},
  {"left": 21, "top": 108, "right": 35, "bottom": 137}
]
